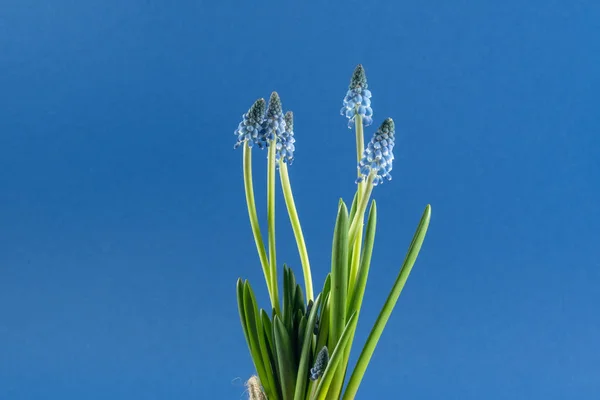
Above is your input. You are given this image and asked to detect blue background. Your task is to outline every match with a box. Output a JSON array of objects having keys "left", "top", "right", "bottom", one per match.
[{"left": 1, "top": 1, "right": 599, "bottom": 399}]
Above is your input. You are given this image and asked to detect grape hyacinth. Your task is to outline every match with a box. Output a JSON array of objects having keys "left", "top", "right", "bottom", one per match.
[
  {"left": 276, "top": 111, "right": 295, "bottom": 166},
  {"left": 233, "top": 98, "right": 267, "bottom": 149},
  {"left": 340, "top": 64, "right": 373, "bottom": 128},
  {"left": 357, "top": 118, "right": 396, "bottom": 186},
  {"left": 309, "top": 346, "right": 329, "bottom": 381},
  {"left": 233, "top": 65, "right": 432, "bottom": 400},
  {"left": 261, "top": 92, "right": 287, "bottom": 144},
  {"left": 306, "top": 299, "right": 319, "bottom": 335}
]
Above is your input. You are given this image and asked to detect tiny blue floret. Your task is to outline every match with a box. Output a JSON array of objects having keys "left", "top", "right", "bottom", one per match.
[
  {"left": 357, "top": 118, "right": 396, "bottom": 186},
  {"left": 341, "top": 64, "right": 373, "bottom": 128}
]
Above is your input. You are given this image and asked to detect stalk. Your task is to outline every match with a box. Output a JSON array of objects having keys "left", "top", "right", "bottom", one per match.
[
  {"left": 279, "top": 161, "right": 314, "bottom": 301},
  {"left": 243, "top": 143, "right": 275, "bottom": 308},
  {"left": 267, "top": 140, "right": 280, "bottom": 314}
]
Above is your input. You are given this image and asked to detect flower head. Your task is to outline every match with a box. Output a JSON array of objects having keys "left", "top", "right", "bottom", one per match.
[
  {"left": 261, "top": 92, "right": 286, "bottom": 145},
  {"left": 357, "top": 118, "right": 396, "bottom": 186},
  {"left": 340, "top": 64, "right": 373, "bottom": 128},
  {"left": 233, "top": 98, "right": 266, "bottom": 149},
  {"left": 276, "top": 111, "right": 295, "bottom": 166},
  {"left": 310, "top": 346, "right": 329, "bottom": 381}
]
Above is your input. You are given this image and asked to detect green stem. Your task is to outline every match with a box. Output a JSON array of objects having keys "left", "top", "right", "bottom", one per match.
[
  {"left": 267, "top": 141, "right": 280, "bottom": 314},
  {"left": 348, "top": 113, "right": 366, "bottom": 296},
  {"left": 348, "top": 173, "right": 375, "bottom": 246},
  {"left": 243, "top": 143, "right": 275, "bottom": 308},
  {"left": 355, "top": 114, "right": 365, "bottom": 178},
  {"left": 279, "top": 161, "right": 314, "bottom": 301},
  {"left": 343, "top": 205, "right": 432, "bottom": 400}
]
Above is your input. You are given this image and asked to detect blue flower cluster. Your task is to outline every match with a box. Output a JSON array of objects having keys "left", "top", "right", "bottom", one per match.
[
  {"left": 310, "top": 346, "right": 329, "bottom": 381},
  {"left": 234, "top": 92, "right": 295, "bottom": 166},
  {"left": 357, "top": 118, "right": 396, "bottom": 186},
  {"left": 262, "top": 92, "right": 287, "bottom": 143},
  {"left": 233, "top": 98, "right": 266, "bottom": 149},
  {"left": 275, "top": 111, "right": 295, "bottom": 165},
  {"left": 340, "top": 64, "right": 373, "bottom": 128}
]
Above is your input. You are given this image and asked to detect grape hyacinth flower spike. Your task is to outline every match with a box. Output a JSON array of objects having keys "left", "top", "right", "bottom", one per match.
[
  {"left": 276, "top": 111, "right": 295, "bottom": 166},
  {"left": 357, "top": 118, "right": 396, "bottom": 186},
  {"left": 348, "top": 118, "right": 395, "bottom": 255},
  {"left": 234, "top": 98, "right": 266, "bottom": 149},
  {"left": 341, "top": 64, "right": 373, "bottom": 128},
  {"left": 232, "top": 65, "right": 432, "bottom": 400},
  {"left": 261, "top": 92, "right": 286, "bottom": 144},
  {"left": 310, "top": 346, "right": 329, "bottom": 381}
]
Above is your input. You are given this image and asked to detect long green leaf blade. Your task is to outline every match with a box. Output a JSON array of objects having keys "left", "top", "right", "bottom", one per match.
[
  {"left": 329, "top": 200, "right": 349, "bottom": 348},
  {"left": 261, "top": 309, "right": 279, "bottom": 386},
  {"left": 274, "top": 316, "right": 297, "bottom": 400},
  {"left": 244, "top": 281, "right": 278, "bottom": 400},
  {"left": 347, "top": 200, "right": 377, "bottom": 316},
  {"left": 343, "top": 205, "right": 431, "bottom": 400},
  {"left": 293, "top": 294, "right": 322, "bottom": 400},
  {"left": 237, "top": 279, "right": 251, "bottom": 351},
  {"left": 311, "top": 312, "right": 358, "bottom": 400}
]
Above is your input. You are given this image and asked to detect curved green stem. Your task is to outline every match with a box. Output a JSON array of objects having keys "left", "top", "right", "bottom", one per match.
[
  {"left": 279, "top": 161, "right": 314, "bottom": 301},
  {"left": 267, "top": 141, "right": 280, "bottom": 314},
  {"left": 243, "top": 143, "right": 275, "bottom": 308}
]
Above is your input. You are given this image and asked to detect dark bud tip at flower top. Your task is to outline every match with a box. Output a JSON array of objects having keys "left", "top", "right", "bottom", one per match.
[
  {"left": 349, "top": 64, "right": 368, "bottom": 90},
  {"left": 310, "top": 346, "right": 329, "bottom": 381},
  {"left": 276, "top": 111, "right": 295, "bottom": 167},
  {"left": 261, "top": 92, "right": 287, "bottom": 145},
  {"left": 305, "top": 299, "right": 320, "bottom": 335},
  {"left": 356, "top": 118, "right": 396, "bottom": 186},
  {"left": 266, "top": 92, "right": 283, "bottom": 117},
  {"left": 306, "top": 299, "right": 314, "bottom": 316},
  {"left": 233, "top": 98, "right": 266, "bottom": 149},
  {"left": 284, "top": 110, "right": 294, "bottom": 132},
  {"left": 341, "top": 64, "right": 373, "bottom": 128}
]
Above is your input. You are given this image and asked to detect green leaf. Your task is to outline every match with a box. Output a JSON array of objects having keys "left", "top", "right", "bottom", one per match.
[
  {"left": 244, "top": 281, "right": 279, "bottom": 400},
  {"left": 294, "top": 284, "right": 305, "bottom": 317},
  {"left": 293, "top": 309, "right": 305, "bottom": 361},
  {"left": 293, "top": 294, "right": 322, "bottom": 400},
  {"left": 321, "top": 274, "right": 331, "bottom": 299},
  {"left": 283, "top": 265, "right": 292, "bottom": 330},
  {"left": 315, "top": 293, "right": 330, "bottom": 352},
  {"left": 314, "top": 275, "right": 331, "bottom": 355},
  {"left": 327, "top": 200, "right": 350, "bottom": 397},
  {"left": 261, "top": 309, "right": 279, "bottom": 383},
  {"left": 348, "top": 190, "right": 359, "bottom": 225},
  {"left": 308, "top": 292, "right": 330, "bottom": 398},
  {"left": 343, "top": 205, "right": 432, "bottom": 400},
  {"left": 311, "top": 312, "right": 358, "bottom": 400},
  {"left": 236, "top": 279, "right": 251, "bottom": 351},
  {"left": 273, "top": 315, "right": 297, "bottom": 400},
  {"left": 347, "top": 200, "right": 377, "bottom": 316},
  {"left": 297, "top": 315, "right": 307, "bottom": 359},
  {"left": 329, "top": 200, "right": 349, "bottom": 349}
]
